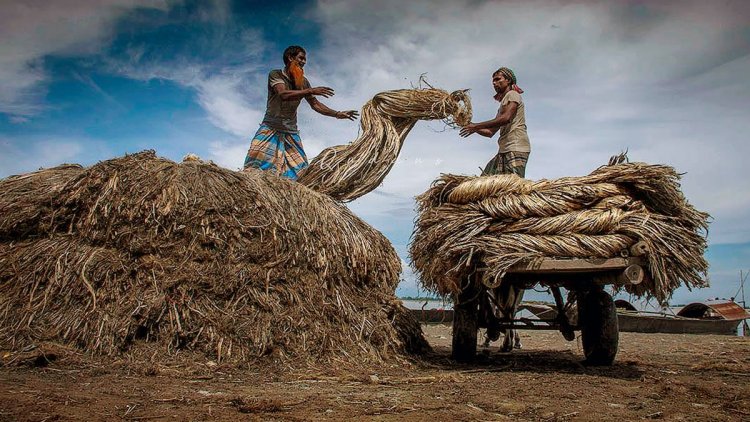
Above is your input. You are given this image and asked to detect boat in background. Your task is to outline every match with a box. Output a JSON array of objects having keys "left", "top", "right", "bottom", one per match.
[
  {"left": 407, "top": 299, "right": 750, "bottom": 336},
  {"left": 615, "top": 299, "right": 749, "bottom": 335}
]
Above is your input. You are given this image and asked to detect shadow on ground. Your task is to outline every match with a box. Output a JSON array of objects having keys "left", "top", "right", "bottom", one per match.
[{"left": 419, "top": 344, "right": 644, "bottom": 380}]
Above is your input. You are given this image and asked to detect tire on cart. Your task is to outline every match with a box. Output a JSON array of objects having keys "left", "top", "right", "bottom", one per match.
[
  {"left": 578, "top": 287, "right": 619, "bottom": 366},
  {"left": 452, "top": 283, "right": 479, "bottom": 362}
]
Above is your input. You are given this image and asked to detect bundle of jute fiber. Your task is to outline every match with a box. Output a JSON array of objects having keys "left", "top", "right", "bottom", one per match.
[
  {"left": 410, "top": 160, "right": 710, "bottom": 303},
  {"left": 297, "top": 88, "right": 471, "bottom": 201},
  {"left": 0, "top": 151, "right": 429, "bottom": 367}
]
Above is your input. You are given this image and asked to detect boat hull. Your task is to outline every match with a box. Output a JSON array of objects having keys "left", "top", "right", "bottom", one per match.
[
  {"left": 409, "top": 306, "right": 746, "bottom": 336},
  {"left": 617, "top": 313, "right": 741, "bottom": 335}
]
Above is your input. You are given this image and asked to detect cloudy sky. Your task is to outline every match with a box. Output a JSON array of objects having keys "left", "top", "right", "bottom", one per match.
[{"left": 1, "top": 0, "right": 749, "bottom": 304}]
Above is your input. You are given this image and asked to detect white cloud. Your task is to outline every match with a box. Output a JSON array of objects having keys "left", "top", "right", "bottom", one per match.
[
  {"left": 195, "top": 72, "right": 266, "bottom": 138},
  {"left": 302, "top": 0, "right": 750, "bottom": 246},
  {"left": 110, "top": 60, "right": 269, "bottom": 169},
  {"left": 101, "top": 19, "right": 268, "bottom": 166},
  {"left": 0, "top": 138, "right": 84, "bottom": 177},
  {"left": 207, "top": 138, "right": 249, "bottom": 170},
  {"left": 0, "top": 0, "right": 172, "bottom": 118},
  {"left": 290, "top": 0, "right": 750, "bottom": 302},
  {"left": 0, "top": 0, "right": 276, "bottom": 173}
]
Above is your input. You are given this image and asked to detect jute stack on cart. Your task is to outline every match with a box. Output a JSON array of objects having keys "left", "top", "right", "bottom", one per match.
[
  {"left": 0, "top": 151, "right": 428, "bottom": 365},
  {"left": 410, "top": 158, "right": 710, "bottom": 302}
]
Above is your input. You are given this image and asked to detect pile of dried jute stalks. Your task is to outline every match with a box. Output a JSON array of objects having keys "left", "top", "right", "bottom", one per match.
[
  {"left": 410, "top": 159, "right": 710, "bottom": 303},
  {"left": 298, "top": 88, "right": 472, "bottom": 201},
  {"left": 0, "top": 151, "right": 429, "bottom": 367}
]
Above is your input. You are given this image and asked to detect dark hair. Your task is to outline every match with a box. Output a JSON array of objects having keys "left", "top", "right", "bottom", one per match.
[{"left": 283, "top": 45, "right": 306, "bottom": 65}]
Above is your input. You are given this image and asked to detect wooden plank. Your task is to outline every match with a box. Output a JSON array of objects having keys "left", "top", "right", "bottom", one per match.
[{"left": 508, "top": 257, "right": 646, "bottom": 274}]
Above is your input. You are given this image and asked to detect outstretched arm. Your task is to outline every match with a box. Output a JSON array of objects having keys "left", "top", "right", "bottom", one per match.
[
  {"left": 473, "top": 128, "right": 499, "bottom": 138},
  {"left": 273, "top": 83, "right": 334, "bottom": 101},
  {"left": 460, "top": 101, "right": 519, "bottom": 138},
  {"left": 306, "top": 96, "right": 359, "bottom": 120}
]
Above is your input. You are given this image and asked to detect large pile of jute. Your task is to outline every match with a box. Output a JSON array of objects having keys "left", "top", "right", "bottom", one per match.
[
  {"left": 298, "top": 88, "right": 471, "bottom": 201},
  {"left": 410, "top": 159, "right": 710, "bottom": 303},
  {"left": 0, "top": 151, "right": 428, "bottom": 365}
]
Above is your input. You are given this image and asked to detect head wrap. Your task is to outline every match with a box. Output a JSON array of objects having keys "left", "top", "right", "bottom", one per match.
[{"left": 496, "top": 67, "right": 524, "bottom": 94}]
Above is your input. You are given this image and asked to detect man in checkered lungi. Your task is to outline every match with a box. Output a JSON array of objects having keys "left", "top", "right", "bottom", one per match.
[
  {"left": 459, "top": 66, "right": 530, "bottom": 178},
  {"left": 244, "top": 46, "right": 359, "bottom": 180},
  {"left": 459, "top": 66, "right": 531, "bottom": 352}
]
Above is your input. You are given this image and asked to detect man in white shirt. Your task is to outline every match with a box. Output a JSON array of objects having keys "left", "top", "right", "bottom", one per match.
[{"left": 460, "top": 67, "right": 530, "bottom": 177}]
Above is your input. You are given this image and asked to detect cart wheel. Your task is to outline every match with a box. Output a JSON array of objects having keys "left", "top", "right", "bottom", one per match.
[
  {"left": 452, "top": 282, "right": 479, "bottom": 362},
  {"left": 578, "top": 288, "right": 618, "bottom": 366}
]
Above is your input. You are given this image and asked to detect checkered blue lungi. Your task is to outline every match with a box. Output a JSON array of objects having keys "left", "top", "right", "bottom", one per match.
[{"left": 243, "top": 124, "right": 308, "bottom": 180}]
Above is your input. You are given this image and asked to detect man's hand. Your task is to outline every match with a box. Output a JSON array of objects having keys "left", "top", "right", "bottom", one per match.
[
  {"left": 336, "top": 110, "right": 359, "bottom": 121},
  {"left": 460, "top": 123, "right": 479, "bottom": 137},
  {"left": 309, "top": 86, "right": 335, "bottom": 98}
]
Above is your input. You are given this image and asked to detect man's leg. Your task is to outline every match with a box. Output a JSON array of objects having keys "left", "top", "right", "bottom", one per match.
[
  {"left": 279, "top": 131, "right": 308, "bottom": 180},
  {"left": 500, "top": 151, "right": 529, "bottom": 178},
  {"left": 244, "top": 125, "right": 281, "bottom": 173},
  {"left": 481, "top": 153, "right": 502, "bottom": 176},
  {"left": 482, "top": 151, "right": 530, "bottom": 349}
]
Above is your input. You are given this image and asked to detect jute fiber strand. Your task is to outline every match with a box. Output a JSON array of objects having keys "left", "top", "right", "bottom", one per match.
[
  {"left": 410, "top": 161, "right": 710, "bottom": 303},
  {"left": 297, "top": 88, "right": 472, "bottom": 201},
  {"left": 0, "top": 151, "right": 429, "bottom": 366}
]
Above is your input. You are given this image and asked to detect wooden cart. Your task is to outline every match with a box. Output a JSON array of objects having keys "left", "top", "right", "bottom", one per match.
[{"left": 452, "top": 256, "right": 647, "bottom": 366}]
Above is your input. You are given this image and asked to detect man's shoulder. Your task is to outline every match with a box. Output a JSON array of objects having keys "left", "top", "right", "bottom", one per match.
[
  {"left": 504, "top": 90, "right": 522, "bottom": 103},
  {"left": 268, "top": 69, "right": 288, "bottom": 87}
]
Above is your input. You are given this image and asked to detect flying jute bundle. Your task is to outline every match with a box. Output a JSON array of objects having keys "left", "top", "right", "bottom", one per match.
[
  {"left": 0, "top": 151, "right": 428, "bottom": 366},
  {"left": 410, "top": 159, "right": 710, "bottom": 302},
  {"left": 298, "top": 88, "right": 472, "bottom": 201}
]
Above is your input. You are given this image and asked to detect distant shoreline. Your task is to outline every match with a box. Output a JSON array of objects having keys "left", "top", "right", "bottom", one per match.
[{"left": 397, "top": 297, "right": 749, "bottom": 310}]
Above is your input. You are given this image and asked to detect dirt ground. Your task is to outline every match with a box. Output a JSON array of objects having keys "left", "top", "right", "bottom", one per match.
[{"left": 1, "top": 325, "right": 748, "bottom": 421}]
